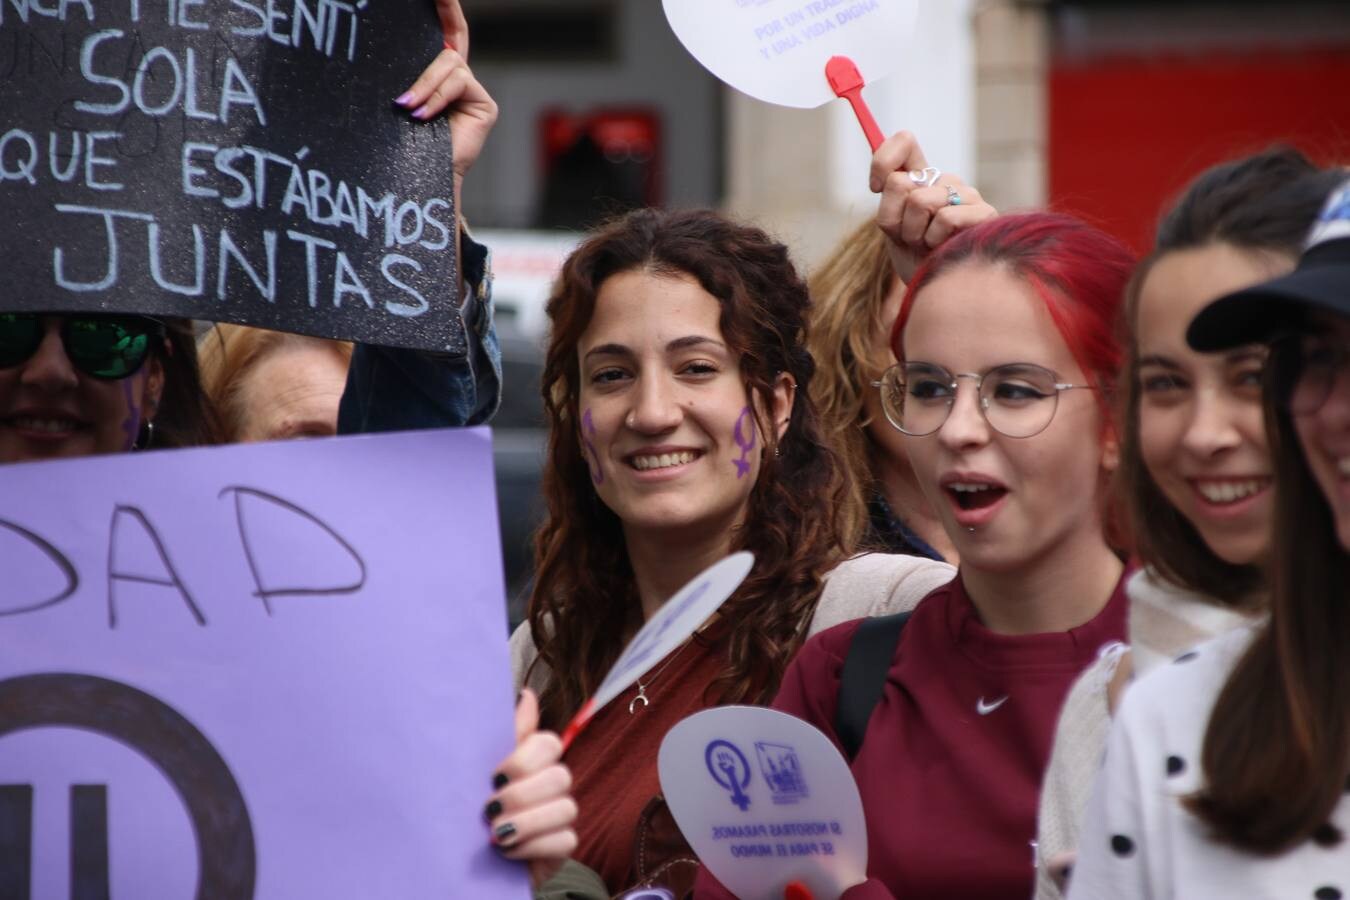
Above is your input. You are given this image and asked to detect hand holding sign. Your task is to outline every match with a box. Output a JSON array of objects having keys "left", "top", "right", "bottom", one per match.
[
  {"left": 485, "top": 689, "right": 577, "bottom": 890},
  {"left": 658, "top": 706, "right": 867, "bottom": 900},
  {"left": 662, "top": 0, "right": 917, "bottom": 149},
  {"left": 395, "top": 0, "right": 498, "bottom": 214},
  {"left": 559, "top": 552, "right": 755, "bottom": 751}
]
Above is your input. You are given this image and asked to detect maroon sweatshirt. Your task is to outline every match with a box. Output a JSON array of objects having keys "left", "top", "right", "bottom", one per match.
[{"left": 696, "top": 571, "right": 1129, "bottom": 900}]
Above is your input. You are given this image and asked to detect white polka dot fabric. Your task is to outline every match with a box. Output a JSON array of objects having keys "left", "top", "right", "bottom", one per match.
[{"left": 1068, "top": 626, "right": 1350, "bottom": 899}]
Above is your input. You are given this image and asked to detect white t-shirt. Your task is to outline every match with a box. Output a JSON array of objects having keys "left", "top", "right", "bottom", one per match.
[{"left": 1068, "top": 626, "right": 1350, "bottom": 899}]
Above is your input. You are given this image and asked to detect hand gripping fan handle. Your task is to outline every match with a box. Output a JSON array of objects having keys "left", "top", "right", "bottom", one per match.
[{"left": 826, "top": 55, "right": 884, "bottom": 152}]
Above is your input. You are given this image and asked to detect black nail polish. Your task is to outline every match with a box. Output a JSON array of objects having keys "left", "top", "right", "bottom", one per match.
[
  {"left": 494, "top": 822, "right": 517, "bottom": 845},
  {"left": 484, "top": 800, "right": 502, "bottom": 821},
  {"left": 492, "top": 772, "right": 509, "bottom": 790}
]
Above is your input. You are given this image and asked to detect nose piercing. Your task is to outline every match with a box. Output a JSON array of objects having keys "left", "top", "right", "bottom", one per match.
[{"left": 625, "top": 412, "right": 637, "bottom": 429}]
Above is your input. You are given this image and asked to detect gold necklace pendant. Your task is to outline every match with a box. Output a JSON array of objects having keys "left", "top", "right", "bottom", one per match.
[{"left": 628, "top": 683, "right": 649, "bottom": 714}]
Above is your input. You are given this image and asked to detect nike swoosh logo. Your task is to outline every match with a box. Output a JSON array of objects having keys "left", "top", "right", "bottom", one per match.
[{"left": 976, "top": 696, "right": 1008, "bottom": 715}]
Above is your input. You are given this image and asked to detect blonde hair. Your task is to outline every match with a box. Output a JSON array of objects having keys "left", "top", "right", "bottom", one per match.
[
  {"left": 805, "top": 218, "right": 898, "bottom": 551},
  {"left": 197, "top": 324, "right": 353, "bottom": 441}
]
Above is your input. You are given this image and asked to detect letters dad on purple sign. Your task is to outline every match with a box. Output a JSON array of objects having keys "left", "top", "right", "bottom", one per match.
[
  {"left": 0, "top": 429, "right": 528, "bottom": 900},
  {"left": 0, "top": 0, "right": 462, "bottom": 353}
]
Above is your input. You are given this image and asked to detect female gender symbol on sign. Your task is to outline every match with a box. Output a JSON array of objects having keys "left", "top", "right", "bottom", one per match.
[{"left": 705, "top": 738, "right": 752, "bottom": 811}]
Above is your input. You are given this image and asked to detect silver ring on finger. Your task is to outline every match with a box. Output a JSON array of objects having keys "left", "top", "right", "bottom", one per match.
[
  {"left": 908, "top": 166, "right": 941, "bottom": 188},
  {"left": 945, "top": 185, "right": 963, "bottom": 206}
]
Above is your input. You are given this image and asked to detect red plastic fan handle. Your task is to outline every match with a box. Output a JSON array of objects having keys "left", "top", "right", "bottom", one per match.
[{"left": 826, "top": 55, "right": 884, "bottom": 152}]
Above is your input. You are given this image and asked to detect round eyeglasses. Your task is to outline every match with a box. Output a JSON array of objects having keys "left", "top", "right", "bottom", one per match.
[
  {"left": 873, "top": 362, "right": 1095, "bottom": 438},
  {"left": 1269, "top": 332, "right": 1350, "bottom": 416}
]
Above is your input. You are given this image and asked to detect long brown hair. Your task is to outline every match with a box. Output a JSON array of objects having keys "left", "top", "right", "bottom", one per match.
[
  {"left": 1116, "top": 150, "right": 1340, "bottom": 602},
  {"left": 1187, "top": 357, "right": 1350, "bottom": 852},
  {"left": 805, "top": 219, "right": 897, "bottom": 552},
  {"left": 528, "top": 208, "right": 850, "bottom": 729},
  {"left": 151, "top": 319, "right": 222, "bottom": 449}
]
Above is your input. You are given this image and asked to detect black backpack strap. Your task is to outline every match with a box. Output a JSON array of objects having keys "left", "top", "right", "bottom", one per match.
[{"left": 835, "top": 611, "right": 911, "bottom": 762}]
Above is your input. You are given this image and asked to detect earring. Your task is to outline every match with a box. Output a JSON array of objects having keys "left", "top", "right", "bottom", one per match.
[{"left": 133, "top": 420, "right": 155, "bottom": 451}]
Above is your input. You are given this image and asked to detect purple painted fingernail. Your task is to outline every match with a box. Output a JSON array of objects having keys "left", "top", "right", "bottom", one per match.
[
  {"left": 394, "top": 91, "right": 415, "bottom": 107},
  {"left": 412, "top": 104, "right": 432, "bottom": 120}
]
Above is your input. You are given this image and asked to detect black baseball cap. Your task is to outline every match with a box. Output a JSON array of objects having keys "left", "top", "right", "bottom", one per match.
[{"left": 1188, "top": 176, "right": 1350, "bottom": 352}]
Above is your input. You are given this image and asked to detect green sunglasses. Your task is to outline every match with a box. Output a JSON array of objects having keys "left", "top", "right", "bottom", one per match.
[{"left": 0, "top": 313, "right": 166, "bottom": 380}]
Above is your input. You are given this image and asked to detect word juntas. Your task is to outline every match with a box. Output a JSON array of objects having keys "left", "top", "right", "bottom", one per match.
[
  {"left": 1, "top": 0, "right": 367, "bottom": 63},
  {"left": 2, "top": 129, "right": 450, "bottom": 316},
  {"left": 1, "top": 485, "right": 367, "bottom": 627}
]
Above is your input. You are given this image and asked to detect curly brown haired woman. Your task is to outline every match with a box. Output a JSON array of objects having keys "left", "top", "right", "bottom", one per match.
[{"left": 507, "top": 207, "right": 953, "bottom": 895}]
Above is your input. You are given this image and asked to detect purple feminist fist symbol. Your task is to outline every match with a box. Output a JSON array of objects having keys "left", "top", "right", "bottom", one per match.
[
  {"left": 732, "top": 407, "right": 757, "bottom": 479},
  {"left": 119, "top": 378, "right": 141, "bottom": 451},
  {"left": 582, "top": 409, "right": 604, "bottom": 485}
]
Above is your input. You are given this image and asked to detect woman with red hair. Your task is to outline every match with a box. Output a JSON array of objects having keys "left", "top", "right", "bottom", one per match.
[{"left": 697, "top": 212, "right": 1135, "bottom": 899}]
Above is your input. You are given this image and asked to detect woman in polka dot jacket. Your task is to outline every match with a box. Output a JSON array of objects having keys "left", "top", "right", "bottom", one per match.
[
  {"left": 1034, "top": 151, "right": 1345, "bottom": 898},
  {"left": 1069, "top": 178, "right": 1350, "bottom": 899}
]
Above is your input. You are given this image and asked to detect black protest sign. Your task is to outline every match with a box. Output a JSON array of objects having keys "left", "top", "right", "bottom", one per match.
[{"left": 0, "top": 0, "right": 463, "bottom": 353}]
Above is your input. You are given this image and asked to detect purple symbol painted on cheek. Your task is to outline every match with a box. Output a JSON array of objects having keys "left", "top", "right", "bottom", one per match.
[
  {"left": 582, "top": 409, "right": 604, "bottom": 485},
  {"left": 119, "top": 377, "right": 141, "bottom": 451},
  {"left": 733, "top": 407, "right": 757, "bottom": 479}
]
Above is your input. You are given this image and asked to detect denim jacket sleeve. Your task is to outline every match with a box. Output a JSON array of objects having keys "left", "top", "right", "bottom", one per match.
[{"left": 337, "top": 233, "right": 502, "bottom": 433}]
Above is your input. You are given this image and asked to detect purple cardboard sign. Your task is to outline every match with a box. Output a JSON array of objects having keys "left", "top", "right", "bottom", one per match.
[{"left": 0, "top": 429, "right": 529, "bottom": 900}]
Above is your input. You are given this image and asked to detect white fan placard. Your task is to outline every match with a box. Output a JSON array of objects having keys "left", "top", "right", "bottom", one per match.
[
  {"left": 658, "top": 705, "right": 868, "bottom": 899},
  {"left": 662, "top": 0, "right": 918, "bottom": 109},
  {"left": 561, "top": 552, "right": 755, "bottom": 748}
]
